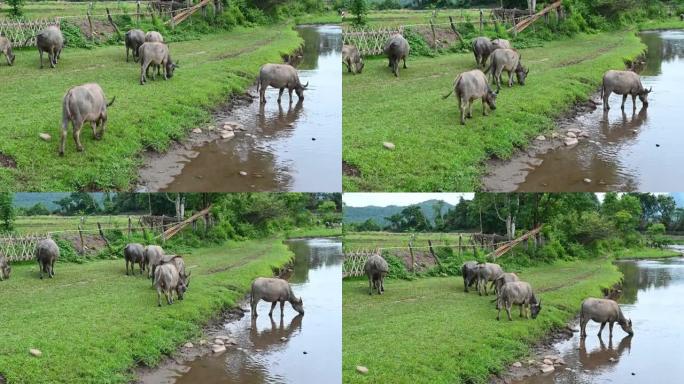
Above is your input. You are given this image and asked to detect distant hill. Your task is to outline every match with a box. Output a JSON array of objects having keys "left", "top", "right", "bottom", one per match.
[
  {"left": 13, "top": 193, "right": 107, "bottom": 210},
  {"left": 344, "top": 199, "right": 454, "bottom": 226}
]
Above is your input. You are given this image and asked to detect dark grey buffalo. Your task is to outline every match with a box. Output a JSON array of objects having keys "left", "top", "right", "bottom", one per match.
[
  {"left": 145, "top": 31, "right": 164, "bottom": 43},
  {"left": 60, "top": 83, "right": 115, "bottom": 155},
  {"left": 124, "top": 243, "right": 145, "bottom": 275},
  {"left": 36, "top": 238, "right": 59, "bottom": 279},
  {"left": 496, "top": 281, "right": 541, "bottom": 321},
  {"left": 472, "top": 37, "right": 493, "bottom": 68},
  {"left": 0, "top": 37, "right": 15, "bottom": 66},
  {"left": 461, "top": 261, "right": 478, "bottom": 292},
  {"left": 486, "top": 48, "right": 528, "bottom": 91},
  {"left": 342, "top": 44, "right": 364, "bottom": 74},
  {"left": 0, "top": 255, "right": 11, "bottom": 281},
  {"left": 493, "top": 272, "right": 519, "bottom": 295},
  {"left": 145, "top": 245, "right": 165, "bottom": 281},
  {"left": 250, "top": 277, "right": 304, "bottom": 317},
  {"left": 257, "top": 63, "right": 308, "bottom": 104},
  {"left": 36, "top": 26, "right": 64, "bottom": 69},
  {"left": 443, "top": 69, "right": 498, "bottom": 125},
  {"left": 154, "top": 262, "right": 187, "bottom": 306},
  {"left": 475, "top": 262, "right": 504, "bottom": 296},
  {"left": 601, "top": 70, "right": 652, "bottom": 111},
  {"left": 364, "top": 254, "right": 389, "bottom": 295},
  {"left": 580, "top": 298, "right": 633, "bottom": 338},
  {"left": 384, "top": 34, "right": 409, "bottom": 77},
  {"left": 125, "top": 29, "right": 145, "bottom": 62},
  {"left": 139, "top": 42, "right": 178, "bottom": 85}
]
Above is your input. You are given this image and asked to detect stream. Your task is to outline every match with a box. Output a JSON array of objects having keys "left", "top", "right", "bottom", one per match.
[
  {"left": 514, "top": 253, "right": 684, "bottom": 383},
  {"left": 138, "top": 25, "right": 342, "bottom": 192},
  {"left": 485, "top": 30, "right": 684, "bottom": 192},
  {"left": 137, "top": 238, "right": 342, "bottom": 384}
]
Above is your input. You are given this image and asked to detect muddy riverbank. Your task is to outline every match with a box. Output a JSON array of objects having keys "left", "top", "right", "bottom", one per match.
[
  {"left": 136, "top": 238, "right": 342, "bottom": 384},
  {"left": 137, "top": 25, "right": 342, "bottom": 192},
  {"left": 484, "top": 30, "right": 684, "bottom": 192}
]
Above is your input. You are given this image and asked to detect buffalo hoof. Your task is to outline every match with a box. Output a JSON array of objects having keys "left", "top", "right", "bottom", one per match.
[
  {"left": 158, "top": 303, "right": 162, "bottom": 307},
  {"left": 77, "top": 147, "right": 84, "bottom": 152},
  {"left": 59, "top": 152, "right": 64, "bottom": 157}
]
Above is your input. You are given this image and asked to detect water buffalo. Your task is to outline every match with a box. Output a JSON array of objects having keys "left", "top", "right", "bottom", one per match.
[
  {"left": 472, "top": 36, "right": 493, "bottom": 68},
  {"left": 364, "top": 254, "right": 389, "bottom": 295},
  {"left": 443, "top": 69, "right": 498, "bottom": 125},
  {"left": 475, "top": 262, "right": 504, "bottom": 296},
  {"left": 491, "top": 38, "right": 512, "bottom": 50},
  {"left": 36, "top": 238, "right": 59, "bottom": 279},
  {"left": 154, "top": 262, "right": 187, "bottom": 306},
  {"left": 125, "top": 29, "right": 145, "bottom": 62},
  {"left": 169, "top": 255, "right": 190, "bottom": 283},
  {"left": 342, "top": 44, "right": 364, "bottom": 74},
  {"left": 496, "top": 281, "right": 542, "bottom": 321},
  {"left": 59, "top": 83, "right": 115, "bottom": 156},
  {"left": 0, "top": 255, "right": 11, "bottom": 281},
  {"left": 256, "top": 63, "right": 308, "bottom": 104},
  {"left": 145, "top": 245, "right": 165, "bottom": 281},
  {"left": 139, "top": 42, "right": 178, "bottom": 85},
  {"left": 0, "top": 37, "right": 15, "bottom": 66},
  {"left": 124, "top": 243, "right": 145, "bottom": 275},
  {"left": 384, "top": 34, "right": 409, "bottom": 77},
  {"left": 485, "top": 48, "right": 528, "bottom": 91},
  {"left": 493, "top": 272, "right": 519, "bottom": 295},
  {"left": 250, "top": 277, "right": 304, "bottom": 317},
  {"left": 601, "top": 70, "right": 652, "bottom": 111},
  {"left": 461, "top": 261, "right": 478, "bottom": 292},
  {"left": 36, "top": 26, "right": 64, "bottom": 69},
  {"left": 145, "top": 31, "right": 164, "bottom": 43},
  {"left": 580, "top": 298, "right": 633, "bottom": 338}
]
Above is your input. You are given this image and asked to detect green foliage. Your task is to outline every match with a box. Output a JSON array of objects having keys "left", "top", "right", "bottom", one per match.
[
  {"left": 403, "top": 27, "right": 434, "bottom": 57},
  {"left": 25, "top": 203, "right": 51, "bottom": 216},
  {"left": 6, "top": 0, "right": 24, "bottom": 18},
  {"left": 53, "top": 236, "right": 82, "bottom": 263},
  {"left": 0, "top": 192, "right": 15, "bottom": 232},
  {"left": 350, "top": 0, "right": 369, "bottom": 25},
  {"left": 54, "top": 193, "right": 101, "bottom": 215},
  {"left": 60, "top": 19, "right": 95, "bottom": 49},
  {"left": 383, "top": 252, "right": 412, "bottom": 279},
  {"left": 374, "top": 0, "right": 402, "bottom": 10}
]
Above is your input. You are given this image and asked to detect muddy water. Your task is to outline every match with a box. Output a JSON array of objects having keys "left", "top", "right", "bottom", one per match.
[
  {"left": 140, "top": 238, "right": 342, "bottom": 384},
  {"left": 514, "top": 255, "right": 684, "bottom": 384},
  {"left": 499, "top": 30, "right": 684, "bottom": 192},
  {"left": 139, "top": 25, "right": 342, "bottom": 192}
]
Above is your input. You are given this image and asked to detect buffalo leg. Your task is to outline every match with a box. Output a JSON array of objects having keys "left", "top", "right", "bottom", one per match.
[
  {"left": 51, "top": 259, "right": 55, "bottom": 277},
  {"left": 49, "top": 47, "right": 55, "bottom": 68},
  {"left": 288, "top": 89, "right": 294, "bottom": 104},
  {"left": 467, "top": 101, "right": 473, "bottom": 119},
  {"left": 368, "top": 276, "right": 373, "bottom": 295},
  {"left": 580, "top": 316, "right": 588, "bottom": 338},
  {"left": 482, "top": 97, "right": 488, "bottom": 116},
  {"left": 603, "top": 89, "right": 610, "bottom": 110},
  {"left": 508, "top": 70, "right": 513, "bottom": 87},
  {"left": 631, "top": 94, "right": 637, "bottom": 111},
  {"left": 506, "top": 303, "right": 513, "bottom": 321},
  {"left": 260, "top": 85, "right": 267, "bottom": 104},
  {"left": 167, "top": 290, "right": 173, "bottom": 305},
  {"left": 39, "top": 261, "right": 44, "bottom": 279},
  {"left": 91, "top": 121, "right": 98, "bottom": 139},
  {"left": 278, "top": 88, "right": 284, "bottom": 103},
  {"left": 403, "top": 57, "right": 407, "bottom": 69},
  {"left": 73, "top": 120, "right": 84, "bottom": 152},
  {"left": 459, "top": 98, "right": 466, "bottom": 125},
  {"left": 59, "top": 117, "right": 69, "bottom": 156},
  {"left": 126, "top": 46, "right": 129, "bottom": 62},
  {"left": 126, "top": 260, "right": 130, "bottom": 275},
  {"left": 280, "top": 300, "right": 285, "bottom": 316},
  {"left": 380, "top": 276, "right": 385, "bottom": 292},
  {"left": 621, "top": 94, "right": 627, "bottom": 110},
  {"left": 609, "top": 321, "right": 614, "bottom": 337},
  {"left": 140, "top": 62, "right": 148, "bottom": 85},
  {"left": 99, "top": 115, "right": 107, "bottom": 140},
  {"left": 598, "top": 321, "right": 607, "bottom": 336},
  {"left": 520, "top": 304, "right": 524, "bottom": 318},
  {"left": 39, "top": 48, "right": 44, "bottom": 69},
  {"left": 268, "top": 301, "right": 277, "bottom": 316}
]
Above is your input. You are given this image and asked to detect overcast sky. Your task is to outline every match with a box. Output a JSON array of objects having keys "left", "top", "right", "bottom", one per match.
[{"left": 343, "top": 193, "right": 474, "bottom": 207}]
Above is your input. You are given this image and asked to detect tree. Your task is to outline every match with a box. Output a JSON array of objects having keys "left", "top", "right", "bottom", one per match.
[
  {"left": 54, "top": 193, "right": 100, "bottom": 215},
  {"left": 6, "top": 0, "right": 25, "bottom": 18},
  {"left": 0, "top": 192, "right": 15, "bottom": 232},
  {"left": 350, "top": 0, "right": 368, "bottom": 25},
  {"left": 26, "top": 203, "right": 51, "bottom": 216},
  {"left": 357, "top": 218, "right": 381, "bottom": 231}
]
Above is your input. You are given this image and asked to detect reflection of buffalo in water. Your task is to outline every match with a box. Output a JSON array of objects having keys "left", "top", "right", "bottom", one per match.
[
  {"left": 249, "top": 313, "right": 303, "bottom": 350},
  {"left": 256, "top": 100, "right": 304, "bottom": 137},
  {"left": 579, "top": 334, "right": 632, "bottom": 371}
]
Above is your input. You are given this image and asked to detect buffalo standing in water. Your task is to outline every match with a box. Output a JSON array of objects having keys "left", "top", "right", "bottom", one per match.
[
  {"left": 601, "top": 70, "right": 652, "bottom": 111},
  {"left": 443, "top": 69, "right": 498, "bottom": 125},
  {"left": 250, "top": 277, "right": 304, "bottom": 317},
  {"left": 256, "top": 63, "right": 308, "bottom": 104},
  {"left": 59, "top": 83, "right": 115, "bottom": 155},
  {"left": 36, "top": 238, "right": 59, "bottom": 279},
  {"left": 384, "top": 34, "right": 410, "bottom": 77},
  {"left": 580, "top": 298, "right": 633, "bottom": 338}
]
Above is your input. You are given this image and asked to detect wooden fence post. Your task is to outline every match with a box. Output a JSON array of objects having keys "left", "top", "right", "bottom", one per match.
[
  {"left": 128, "top": 216, "right": 132, "bottom": 237},
  {"left": 479, "top": 9, "right": 484, "bottom": 33},
  {"left": 428, "top": 240, "right": 442, "bottom": 268},
  {"left": 86, "top": 11, "right": 94, "bottom": 41},
  {"left": 78, "top": 224, "right": 86, "bottom": 254},
  {"left": 137, "top": 1, "right": 141, "bottom": 24},
  {"left": 139, "top": 218, "right": 148, "bottom": 239},
  {"left": 106, "top": 8, "right": 122, "bottom": 38},
  {"left": 97, "top": 223, "right": 112, "bottom": 251}
]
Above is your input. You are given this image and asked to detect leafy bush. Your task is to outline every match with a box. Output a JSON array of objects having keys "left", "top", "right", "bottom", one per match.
[
  {"left": 60, "top": 20, "right": 95, "bottom": 49},
  {"left": 383, "top": 252, "right": 412, "bottom": 280},
  {"left": 404, "top": 27, "right": 434, "bottom": 57}
]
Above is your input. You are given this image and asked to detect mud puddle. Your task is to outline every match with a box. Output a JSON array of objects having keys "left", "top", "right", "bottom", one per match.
[
  {"left": 503, "top": 255, "right": 684, "bottom": 384},
  {"left": 136, "top": 238, "right": 342, "bottom": 384},
  {"left": 138, "top": 25, "right": 342, "bottom": 192},
  {"left": 484, "top": 30, "right": 684, "bottom": 191}
]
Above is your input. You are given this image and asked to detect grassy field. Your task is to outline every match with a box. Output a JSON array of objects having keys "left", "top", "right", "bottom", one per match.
[
  {"left": 286, "top": 225, "right": 343, "bottom": 238},
  {"left": 342, "top": 31, "right": 646, "bottom": 191},
  {"left": 0, "top": 24, "right": 301, "bottom": 191},
  {"left": 361, "top": 9, "right": 481, "bottom": 27},
  {"left": 14, "top": 214, "right": 138, "bottom": 234},
  {"left": 0, "top": 238, "right": 292, "bottom": 383},
  {"left": 614, "top": 247, "right": 682, "bottom": 259},
  {"left": 0, "top": 1, "right": 140, "bottom": 19},
  {"left": 343, "top": 231, "right": 472, "bottom": 250},
  {"left": 342, "top": 259, "right": 622, "bottom": 383}
]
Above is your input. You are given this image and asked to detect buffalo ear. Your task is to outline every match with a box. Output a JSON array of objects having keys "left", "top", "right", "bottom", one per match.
[{"left": 647, "top": 87, "right": 653, "bottom": 93}]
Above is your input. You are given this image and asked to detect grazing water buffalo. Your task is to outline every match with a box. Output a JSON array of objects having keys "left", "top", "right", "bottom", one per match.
[
  {"left": 496, "top": 281, "right": 541, "bottom": 321},
  {"left": 364, "top": 254, "right": 389, "bottom": 295},
  {"left": 145, "top": 245, "right": 165, "bottom": 281},
  {"left": 461, "top": 261, "right": 478, "bottom": 292},
  {"left": 0, "top": 255, "right": 11, "bottom": 281},
  {"left": 342, "top": 44, "right": 364, "bottom": 74},
  {"left": 250, "top": 277, "right": 304, "bottom": 317},
  {"left": 59, "top": 83, "right": 115, "bottom": 155},
  {"left": 475, "top": 262, "right": 504, "bottom": 296},
  {"left": 138, "top": 42, "right": 178, "bottom": 85},
  {"left": 443, "top": 69, "right": 498, "bottom": 125},
  {"left": 472, "top": 37, "right": 493, "bottom": 68},
  {"left": 491, "top": 38, "right": 512, "bottom": 50},
  {"left": 36, "top": 26, "right": 64, "bottom": 69},
  {"left": 36, "top": 238, "right": 59, "bottom": 279},
  {"left": 384, "top": 34, "right": 409, "bottom": 77},
  {"left": 485, "top": 48, "right": 528, "bottom": 91},
  {"left": 601, "top": 70, "right": 652, "bottom": 111},
  {"left": 580, "top": 298, "right": 633, "bottom": 338},
  {"left": 145, "top": 31, "right": 164, "bottom": 43},
  {"left": 256, "top": 63, "right": 308, "bottom": 104},
  {"left": 0, "top": 37, "right": 15, "bottom": 66},
  {"left": 169, "top": 255, "right": 190, "bottom": 283},
  {"left": 124, "top": 243, "right": 145, "bottom": 275},
  {"left": 125, "top": 29, "right": 145, "bottom": 62},
  {"left": 493, "top": 272, "right": 519, "bottom": 295},
  {"left": 154, "top": 262, "right": 187, "bottom": 306}
]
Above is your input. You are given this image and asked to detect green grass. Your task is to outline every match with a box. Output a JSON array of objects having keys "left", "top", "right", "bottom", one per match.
[
  {"left": 0, "top": 24, "right": 302, "bottom": 191},
  {"left": 0, "top": 238, "right": 292, "bottom": 383},
  {"left": 342, "top": 259, "right": 622, "bottom": 383},
  {"left": 638, "top": 17, "right": 684, "bottom": 30},
  {"left": 14, "top": 214, "right": 138, "bottom": 234},
  {"left": 0, "top": 1, "right": 140, "bottom": 19},
  {"left": 343, "top": 231, "right": 471, "bottom": 250},
  {"left": 286, "top": 226, "right": 342, "bottom": 238},
  {"left": 359, "top": 9, "right": 481, "bottom": 27},
  {"left": 614, "top": 247, "right": 682, "bottom": 259},
  {"left": 342, "top": 31, "right": 646, "bottom": 191}
]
